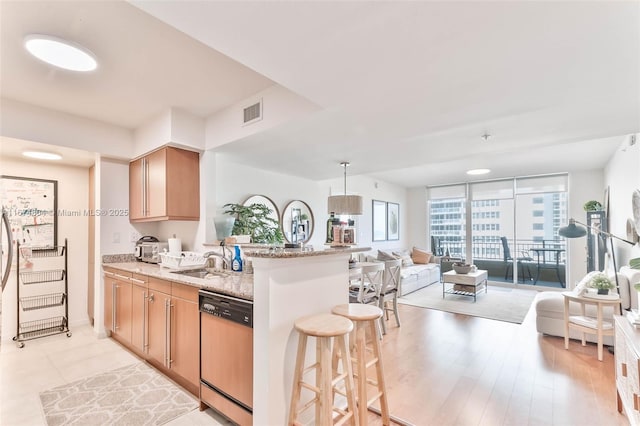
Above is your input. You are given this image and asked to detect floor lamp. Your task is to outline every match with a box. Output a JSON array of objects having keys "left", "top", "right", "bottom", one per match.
[{"left": 558, "top": 218, "right": 636, "bottom": 290}]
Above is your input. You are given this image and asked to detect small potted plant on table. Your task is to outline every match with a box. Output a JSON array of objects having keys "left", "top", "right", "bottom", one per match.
[{"left": 588, "top": 272, "right": 615, "bottom": 295}]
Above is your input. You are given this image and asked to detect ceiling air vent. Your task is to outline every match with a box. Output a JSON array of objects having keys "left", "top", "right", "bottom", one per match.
[{"left": 243, "top": 99, "right": 262, "bottom": 126}]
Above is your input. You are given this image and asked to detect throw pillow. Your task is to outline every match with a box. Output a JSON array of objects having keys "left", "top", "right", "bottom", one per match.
[
  {"left": 377, "top": 250, "right": 396, "bottom": 261},
  {"left": 411, "top": 247, "right": 432, "bottom": 264},
  {"left": 392, "top": 250, "right": 414, "bottom": 267}
]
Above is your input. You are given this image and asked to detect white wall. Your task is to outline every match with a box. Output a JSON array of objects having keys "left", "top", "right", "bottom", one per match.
[
  {"left": 205, "top": 85, "right": 320, "bottom": 149},
  {"left": 605, "top": 134, "right": 640, "bottom": 267},
  {"left": 132, "top": 108, "right": 206, "bottom": 158},
  {"left": 1, "top": 158, "right": 90, "bottom": 341},
  {"left": 0, "top": 98, "right": 133, "bottom": 159},
  {"left": 215, "top": 157, "right": 326, "bottom": 248}
]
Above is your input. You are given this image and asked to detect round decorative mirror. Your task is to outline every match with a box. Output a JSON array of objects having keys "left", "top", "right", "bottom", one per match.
[
  {"left": 242, "top": 194, "right": 280, "bottom": 228},
  {"left": 281, "top": 200, "right": 314, "bottom": 244}
]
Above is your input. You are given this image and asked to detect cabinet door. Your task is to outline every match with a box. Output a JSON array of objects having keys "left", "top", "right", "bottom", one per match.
[
  {"left": 170, "top": 295, "right": 200, "bottom": 387},
  {"left": 104, "top": 274, "right": 115, "bottom": 332},
  {"left": 165, "top": 147, "right": 199, "bottom": 220},
  {"left": 129, "top": 158, "right": 144, "bottom": 221},
  {"left": 145, "top": 148, "right": 167, "bottom": 219},
  {"left": 147, "top": 289, "right": 171, "bottom": 366},
  {"left": 131, "top": 284, "right": 146, "bottom": 354},
  {"left": 114, "top": 279, "right": 132, "bottom": 344}
]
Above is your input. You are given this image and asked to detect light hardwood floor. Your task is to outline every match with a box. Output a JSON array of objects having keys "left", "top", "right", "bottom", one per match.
[
  {"left": 1, "top": 302, "right": 628, "bottom": 425},
  {"left": 366, "top": 303, "right": 628, "bottom": 426}
]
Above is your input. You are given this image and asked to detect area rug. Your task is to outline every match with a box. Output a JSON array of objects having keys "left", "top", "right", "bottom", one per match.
[
  {"left": 39, "top": 362, "right": 198, "bottom": 426},
  {"left": 398, "top": 283, "right": 537, "bottom": 324}
]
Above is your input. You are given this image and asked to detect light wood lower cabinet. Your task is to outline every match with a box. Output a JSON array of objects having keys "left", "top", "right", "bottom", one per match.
[
  {"left": 615, "top": 315, "right": 640, "bottom": 426},
  {"left": 131, "top": 281, "right": 147, "bottom": 353},
  {"left": 104, "top": 272, "right": 114, "bottom": 333},
  {"left": 104, "top": 271, "right": 200, "bottom": 394},
  {"left": 147, "top": 287, "right": 171, "bottom": 366},
  {"left": 145, "top": 278, "right": 201, "bottom": 392},
  {"left": 170, "top": 290, "right": 200, "bottom": 387},
  {"left": 103, "top": 270, "right": 133, "bottom": 344}
]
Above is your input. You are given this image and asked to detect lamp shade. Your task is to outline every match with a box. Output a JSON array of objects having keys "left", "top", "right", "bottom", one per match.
[
  {"left": 327, "top": 195, "right": 363, "bottom": 215},
  {"left": 558, "top": 222, "right": 587, "bottom": 238}
]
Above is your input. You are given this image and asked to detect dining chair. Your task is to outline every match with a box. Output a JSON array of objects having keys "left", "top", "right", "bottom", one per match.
[
  {"left": 350, "top": 262, "right": 384, "bottom": 306},
  {"left": 379, "top": 259, "right": 402, "bottom": 334}
]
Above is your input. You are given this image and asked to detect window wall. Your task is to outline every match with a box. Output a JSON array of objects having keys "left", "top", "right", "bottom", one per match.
[{"left": 428, "top": 174, "right": 568, "bottom": 288}]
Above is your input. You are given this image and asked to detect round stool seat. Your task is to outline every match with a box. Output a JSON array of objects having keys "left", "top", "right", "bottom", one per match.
[
  {"left": 294, "top": 313, "right": 353, "bottom": 337},
  {"left": 332, "top": 303, "right": 383, "bottom": 321}
]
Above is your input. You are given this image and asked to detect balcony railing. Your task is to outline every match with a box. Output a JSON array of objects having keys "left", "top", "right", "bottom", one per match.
[{"left": 432, "top": 237, "right": 566, "bottom": 263}]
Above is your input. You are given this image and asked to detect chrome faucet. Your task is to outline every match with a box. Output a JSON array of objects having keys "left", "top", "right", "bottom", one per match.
[{"left": 203, "top": 247, "right": 232, "bottom": 270}]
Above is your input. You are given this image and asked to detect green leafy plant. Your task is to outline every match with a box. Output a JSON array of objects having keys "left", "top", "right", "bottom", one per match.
[
  {"left": 630, "top": 257, "right": 640, "bottom": 270},
  {"left": 588, "top": 272, "right": 615, "bottom": 290},
  {"left": 583, "top": 200, "right": 603, "bottom": 211},
  {"left": 223, "top": 203, "right": 284, "bottom": 244}
]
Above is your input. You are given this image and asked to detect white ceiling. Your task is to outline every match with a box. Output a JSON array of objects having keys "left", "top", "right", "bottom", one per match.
[{"left": 1, "top": 1, "right": 638, "bottom": 187}]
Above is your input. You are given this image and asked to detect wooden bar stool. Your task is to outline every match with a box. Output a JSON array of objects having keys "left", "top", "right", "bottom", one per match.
[
  {"left": 288, "top": 313, "right": 359, "bottom": 426},
  {"left": 332, "top": 304, "right": 390, "bottom": 425}
]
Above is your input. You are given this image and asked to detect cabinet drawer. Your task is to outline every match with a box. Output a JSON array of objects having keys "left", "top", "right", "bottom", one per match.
[
  {"left": 172, "top": 282, "right": 199, "bottom": 301},
  {"left": 131, "top": 273, "right": 148, "bottom": 286},
  {"left": 148, "top": 277, "right": 171, "bottom": 294}
]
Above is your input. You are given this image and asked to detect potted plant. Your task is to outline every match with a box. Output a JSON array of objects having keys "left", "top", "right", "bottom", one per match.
[
  {"left": 223, "top": 203, "right": 284, "bottom": 244},
  {"left": 588, "top": 272, "right": 615, "bottom": 295},
  {"left": 583, "top": 200, "right": 603, "bottom": 211}
]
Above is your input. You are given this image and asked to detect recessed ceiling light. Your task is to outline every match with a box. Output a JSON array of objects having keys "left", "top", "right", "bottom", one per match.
[
  {"left": 23, "top": 151, "right": 62, "bottom": 161},
  {"left": 466, "top": 168, "right": 491, "bottom": 175},
  {"left": 24, "top": 34, "right": 97, "bottom": 72}
]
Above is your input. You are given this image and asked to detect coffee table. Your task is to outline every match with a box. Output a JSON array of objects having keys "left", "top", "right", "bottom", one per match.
[{"left": 442, "top": 269, "right": 488, "bottom": 302}]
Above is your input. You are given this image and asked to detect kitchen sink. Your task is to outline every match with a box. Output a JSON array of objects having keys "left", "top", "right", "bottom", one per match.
[{"left": 171, "top": 269, "right": 229, "bottom": 279}]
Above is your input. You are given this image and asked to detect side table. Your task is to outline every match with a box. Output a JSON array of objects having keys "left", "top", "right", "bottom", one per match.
[
  {"left": 563, "top": 291, "right": 622, "bottom": 361},
  {"left": 442, "top": 270, "right": 488, "bottom": 302}
]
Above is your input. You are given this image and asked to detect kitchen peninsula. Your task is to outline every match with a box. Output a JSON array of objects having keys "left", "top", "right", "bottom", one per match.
[{"left": 102, "top": 245, "right": 368, "bottom": 425}]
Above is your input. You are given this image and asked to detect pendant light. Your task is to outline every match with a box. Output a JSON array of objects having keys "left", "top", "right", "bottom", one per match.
[{"left": 327, "top": 162, "right": 363, "bottom": 215}]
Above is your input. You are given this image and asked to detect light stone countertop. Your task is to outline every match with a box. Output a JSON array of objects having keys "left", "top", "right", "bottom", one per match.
[
  {"left": 102, "top": 262, "right": 253, "bottom": 300},
  {"left": 243, "top": 245, "right": 370, "bottom": 258}
]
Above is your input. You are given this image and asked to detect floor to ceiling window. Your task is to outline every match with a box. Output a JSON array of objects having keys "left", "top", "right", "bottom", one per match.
[{"left": 428, "top": 174, "right": 568, "bottom": 288}]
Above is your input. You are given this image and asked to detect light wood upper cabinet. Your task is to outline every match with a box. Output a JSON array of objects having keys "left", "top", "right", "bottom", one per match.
[{"left": 129, "top": 146, "right": 200, "bottom": 222}]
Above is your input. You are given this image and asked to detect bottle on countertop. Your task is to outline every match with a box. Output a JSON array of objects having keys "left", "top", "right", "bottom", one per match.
[
  {"left": 232, "top": 245, "right": 243, "bottom": 272},
  {"left": 326, "top": 212, "right": 336, "bottom": 243}
]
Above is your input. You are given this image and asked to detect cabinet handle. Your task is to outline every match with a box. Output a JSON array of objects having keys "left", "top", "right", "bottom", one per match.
[
  {"left": 144, "top": 157, "right": 150, "bottom": 216},
  {"left": 168, "top": 302, "right": 174, "bottom": 366},
  {"left": 104, "top": 271, "right": 115, "bottom": 277},
  {"left": 164, "top": 298, "right": 170, "bottom": 367},
  {"left": 622, "top": 363, "right": 628, "bottom": 377},
  {"left": 112, "top": 282, "right": 117, "bottom": 331},
  {"left": 130, "top": 277, "right": 145, "bottom": 284},
  {"left": 142, "top": 291, "right": 147, "bottom": 352},
  {"left": 114, "top": 274, "right": 130, "bottom": 281},
  {"left": 140, "top": 158, "right": 147, "bottom": 217}
]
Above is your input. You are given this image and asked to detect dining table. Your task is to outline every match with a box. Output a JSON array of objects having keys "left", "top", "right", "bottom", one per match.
[{"left": 530, "top": 247, "right": 565, "bottom": 287}]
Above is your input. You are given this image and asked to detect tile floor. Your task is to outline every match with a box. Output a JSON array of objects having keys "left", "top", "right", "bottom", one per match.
[{"left": 0, "top": 325, "right": 231, "bottom": 425}]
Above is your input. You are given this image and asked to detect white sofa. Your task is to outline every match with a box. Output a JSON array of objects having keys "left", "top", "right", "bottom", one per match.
[
  {"left": 534, "top": 266, "right": 640, "bottom": 345},
  {"left": 358, "top": 249, "right": 441, "bottom": 296}
]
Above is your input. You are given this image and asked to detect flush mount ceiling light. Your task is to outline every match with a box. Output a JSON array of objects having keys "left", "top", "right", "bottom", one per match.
[
  {"left": 24, "top": 34, "right": 97, "bottom": 72},
  {"left": 466, "top": 168, "right": 491, "bottom": 175},
  {"left": 22, "top": 151, "right": 62, "bottom": 161},
  {"left": 327, "top": 162, "right": 363, "bottom": 215},
  {"left": 481, "top": 133, "right": 491, "bottom": 141}
]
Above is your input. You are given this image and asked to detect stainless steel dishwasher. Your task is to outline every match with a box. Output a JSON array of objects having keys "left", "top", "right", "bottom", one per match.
[{"left": 199, "top": 289, "right": 253, "bottom": 426}]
